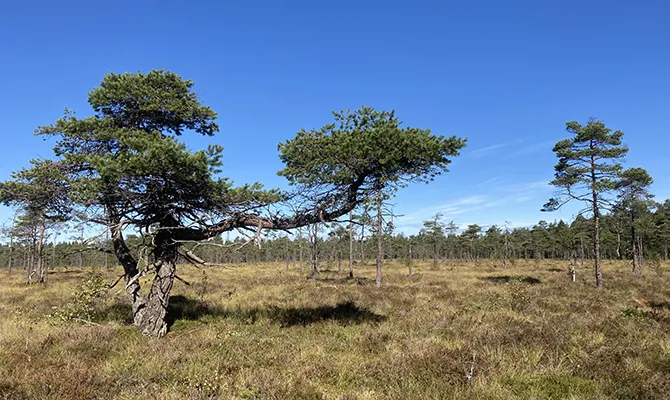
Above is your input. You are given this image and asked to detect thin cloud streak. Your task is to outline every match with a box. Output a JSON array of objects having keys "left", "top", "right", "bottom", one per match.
[
  {"left": 475, "top": 175, "right": 505, "bottom": 187},
  {"left": 467, "top": 143, "right": 508, "bottom": 158},
  {"left": 394, "top": 181, "right": 554, "bottom": 234},
  {"left": 504, "top": 139, "right": 559, "bottom": 159}
]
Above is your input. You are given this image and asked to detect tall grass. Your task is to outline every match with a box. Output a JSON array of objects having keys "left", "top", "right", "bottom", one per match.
[{"left": 1, "top": 259, "right": 669, "bottom": 399}]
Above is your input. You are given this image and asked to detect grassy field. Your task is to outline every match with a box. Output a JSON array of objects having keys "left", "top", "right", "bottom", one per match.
[{"left": 1, "top": 259, "right": 670, "bottom": 399}]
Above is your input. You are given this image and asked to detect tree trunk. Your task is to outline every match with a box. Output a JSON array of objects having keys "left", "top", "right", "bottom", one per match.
[
  {"left": 591, "top": 150, "right": 603, "bottom": 289},
  {"left": 593, "top": 211, "right": 603, "bottom": 288},
  {"left": 360, "top": 220, "right": 366, "bottom": 266},
  {"left": 36, "top": 219, "right": 46, "bottom": 283},
  {"left": 285, "top": 243, "right": 290, "bottom": 272},
  {"left": 408, "top": 237, "right": 413, "bottom": 276},
  {"left": 28, "top": 231, "right": 36, "bottom": 284},
  {"left": 104, "top": 229, "right": 110, "bottom": 270},
  {"left": 310, "top": 224, "right": 319, "bottom": 279},
  {"left": 298, "top": 228, "right": 304, "bottom": 274},
  {"left": 107, "top": 207, "right": 147, "bottom": 330},
  {"left": 8, "top": 232, "right": 13, "bottom": 274},
  {"left": 375, "top": 190, "right": 383, "bottom": 288},
  {"left": 337, "top": 248, "right": 342, "bottom": 274},
  {"left": 52, "top": 234, "right": 58, "bottom": 271},
  {"left": 631, "top": 211, "right": 641, "bottom": 276},
  {"left": 136, "top": 255, "right": 176, "bottom": 337},
  {"left": 121, "top": 214, "right": 180, "bottom": 338},
  {"left": 349, "top": 211, "right": 354, "bottom": 279}
]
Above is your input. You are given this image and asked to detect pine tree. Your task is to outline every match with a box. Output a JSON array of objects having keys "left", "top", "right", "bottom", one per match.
[
  {"left": 543, "top": 119, "right": 628, "bottom": 288},
  {"left": 616, "top": 168, "right": 654, "bottom": 275}
]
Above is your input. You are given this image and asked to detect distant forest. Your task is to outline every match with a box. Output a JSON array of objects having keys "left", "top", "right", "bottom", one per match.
[{"left": 2, "top": 198, "right": 669, "bottom": 271}]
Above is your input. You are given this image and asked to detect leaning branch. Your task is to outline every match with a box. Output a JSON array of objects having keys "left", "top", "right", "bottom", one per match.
[
  {"left": 166, "top": 174, "right": 369, "bottom": 242},
  {"left": 179, "top": 247, "right": 231, "bottom": 268}
]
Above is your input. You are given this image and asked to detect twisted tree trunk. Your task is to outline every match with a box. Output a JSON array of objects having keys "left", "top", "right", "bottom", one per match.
[{"left": 137, "top": 246, "right": 177, "bottom": 337}]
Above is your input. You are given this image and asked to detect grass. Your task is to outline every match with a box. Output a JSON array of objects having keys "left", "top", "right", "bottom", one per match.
[{"left": 1, "top": 259, "right": 670, "bottom": 399}]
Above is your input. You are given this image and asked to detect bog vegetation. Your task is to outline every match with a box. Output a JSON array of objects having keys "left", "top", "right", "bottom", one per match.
[
  {"left": 1, "top": 260, "right": 670, "bottom": 399},
  {"left": 0, "top": 70, "right": 668, "bottom": 398}
]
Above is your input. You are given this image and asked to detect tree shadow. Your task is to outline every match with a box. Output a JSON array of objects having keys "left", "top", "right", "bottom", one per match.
[
  {"left": 481, "top": 275, "right": 542, "bottom": 285},
  {"left": 94, "top": 302, "right": 133, "bottom": 324},
  {"left": 648, "top": 301, "right": 670, "bottom": 311},
  {"left": 166, "top": 295, "right": 386, "bottom": 329},
  {"left": 97, "top": 296, "right": 386, "bottom": 331},
  {"left": 49, "top": 269, "right": 83, "bottom": 274},
  {"left": 166, "top": 295, "right": 215, "bottom": 327},
  {"left": 269, "top": 301, "right": 386, "bottom": 327},
  {"left": 315, "top": 276, "right": 376, "bottom": 286}
]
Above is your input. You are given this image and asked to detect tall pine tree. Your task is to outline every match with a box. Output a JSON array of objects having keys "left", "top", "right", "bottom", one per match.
[{"left": 543, "top": 119, "right": 627, "bottom": 288}]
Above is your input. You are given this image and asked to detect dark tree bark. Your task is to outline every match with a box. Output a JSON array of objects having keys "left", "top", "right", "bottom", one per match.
[{"left": 136, "top": 232, "right": 179, "bottom": 337}]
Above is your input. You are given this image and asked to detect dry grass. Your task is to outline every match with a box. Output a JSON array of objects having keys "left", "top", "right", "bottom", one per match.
[{"left": 1, "top": 259, "right": 670, "bottom": 399}]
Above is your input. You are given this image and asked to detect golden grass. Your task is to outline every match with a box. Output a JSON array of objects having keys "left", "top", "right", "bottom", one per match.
[{"left": 1, "top": 259, "right": 669, "bottom": 399}]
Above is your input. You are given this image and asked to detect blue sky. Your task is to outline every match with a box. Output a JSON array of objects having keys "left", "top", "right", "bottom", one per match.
[{"left": 1, "top": 0, "right": 669, "bottom": 235}]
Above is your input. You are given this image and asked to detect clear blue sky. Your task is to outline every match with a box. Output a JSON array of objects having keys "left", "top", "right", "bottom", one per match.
[{"left": 1, "top": 0, "right": 669, "bottom": 234}]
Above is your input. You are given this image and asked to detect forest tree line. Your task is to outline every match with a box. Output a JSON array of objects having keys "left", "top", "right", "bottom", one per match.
[{"left": 2, "top": 197, "right": 669, "bottom": 273}]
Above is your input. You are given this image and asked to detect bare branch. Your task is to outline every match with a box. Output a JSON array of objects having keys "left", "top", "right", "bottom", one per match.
[{"left": 174, "top": 275, "right": 191, "bottom": 286}]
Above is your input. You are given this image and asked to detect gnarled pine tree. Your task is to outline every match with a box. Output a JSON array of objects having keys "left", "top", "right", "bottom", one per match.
[{"left": 9, "top": 71, "right": 465, "bottom": 337}]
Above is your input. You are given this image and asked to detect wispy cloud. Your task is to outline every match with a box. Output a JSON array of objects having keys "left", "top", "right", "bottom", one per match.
[
  {"left": 504, "top": 139, "right": 558, "bottom": 159},
  {"left": 395, "top": 195, "right": 489, "bottom": 229},
  {"left": 475, "top": 175, "right": 505, "bottom": 188},
  {"left": 467, "top": 143, "right": 508, "bottom": 158},
  {"left": 394, "top": 181, "right": 555, "bottom": 234},
  {"left": 501, "top": 181, "right": 552, "bottom": 193}
]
